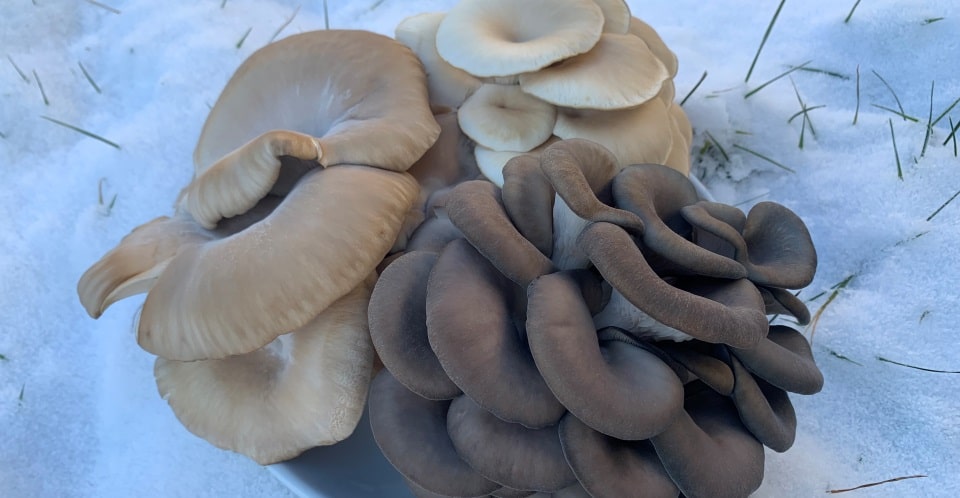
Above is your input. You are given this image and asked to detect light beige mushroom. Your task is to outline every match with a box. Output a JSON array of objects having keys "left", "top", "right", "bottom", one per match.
[
  {"left": 475, "top": 137, "right": 559, "bottom": 186},
  {"left": 591, "top": 0, "right": 631, "bottom": 34},
  {"left": 554, "top": 99, "right": 674, "bottom": 168},
  {"left": 519, "top": 34, "right": 668, "bottom": 110},
  {"left": 628, "top": 17, "right": 678, "bottom": 78},
  {"left": 154, "top": 276, "right": 376, "bottom": 465},
  {"left": 395, "top": 12, "right": 482, "bottom": 109},
  {"left": 458, "top": 84, "right": 557, "bottom": 152},
  {"left": 435, "top": 0, "right": 605, "bottom": 78}
]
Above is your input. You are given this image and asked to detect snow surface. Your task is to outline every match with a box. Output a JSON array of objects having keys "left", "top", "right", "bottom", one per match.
[{"left": 2, "top": 0, "right": 959, "bottom": 496}]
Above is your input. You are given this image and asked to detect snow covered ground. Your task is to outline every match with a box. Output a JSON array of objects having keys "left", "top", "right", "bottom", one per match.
[{"left": 2, "top": 0, "right": 958, "bottom": 496}]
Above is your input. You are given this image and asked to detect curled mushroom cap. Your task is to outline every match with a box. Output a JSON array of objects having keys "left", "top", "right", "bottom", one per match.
[
  {"left": 519, "top": 34, "right": 668, "bottom": 110},
  {"left": 154, "top": 278, "right": 375, "bottom": 465},
  {"left": 501, "top": 154, "right": 556, "bottom": 258},
  {"left": 458, "top": 84, "right": 557, "bottom": 152},
  {"left": 395, "top": 12, "right": 482, "bottom": 109},
  {"left": 187, "top": 30, "right": 439, "bottom": 228},
  {"left": 435, "top": 0, "right": 605, "bottom": 78},
  {"left": 728, "top": 355, "right": 798, "bottom": 452},
  {"left": 141, "top": 165, "right": 419, "bottom": 361},
  {"left": 730, "top": 325, "right": 824, "bottom": 395}
]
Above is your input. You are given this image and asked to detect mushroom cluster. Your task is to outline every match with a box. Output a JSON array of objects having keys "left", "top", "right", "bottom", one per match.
[
  {"left": 395, "top": 0, "right": 691, "bottom": 186},
  {"left": 368, "top": 137, "right": 822, "bottom": 497},
  {"left": 76, "top": 30, "right": 446, "bottom": 465}
]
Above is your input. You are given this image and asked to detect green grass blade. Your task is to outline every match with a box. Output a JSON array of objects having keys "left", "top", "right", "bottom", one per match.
[
  {"left": 270, "top": 5, "right": 300, "bottom": 42},
  {"left": 872, "top": 69, "right": 909, "bottom": 119},
  {"left": 787, "top": 64, "right": 850, "bottom": 80},
  {"left": 236, "top": 27, "right": 252, "bottom": 49},
  {"left": 33, "top": 70, "right": 50, "bottom": 106},
  {"left": 732, "top": 144, "right": 795, "bottom": 173},
  {"left": 323, "top": 0, "right": 330, "bottom": 30},
  {"left": 926, "top": 189, "right": 960, "bottom": 222},
  {"left": 82, "top": 0, "right": 121, "bottom": 14},
  {"left": 745, "top": 0, "right": 788, "bottom": 83},
  {"left": 703, "top": 130, "right": 730, "bottom": 162},
  {"left": 744, "top": 60, "right": 811, "bottom": 99},
  {"left": 871, "top": 104, "right": 919, "bottom": 123},
  {"left": 844, "top": 0, "right": 862, "bottom": 23},
  {"left": 41, "top": 116, "right": 121, "bottom": 149},
  {"left": 888, "top": 119, "right": 903, "bottom": 180},
  {"left": 921, "top": 81, "right": 934, "bottom": 157},
  {"left": 78, "top": 61, "right": 102, "bottom": 94},
  {"left": 6, "top": 54, "right": 30, "bottom": 82},
  {"left": 679, "top": 70, "right": 708, "bottom": 107},
  {"left": 932, "top": 95, "right": 960, "bottom": 127},
  {"left": 853, "top": 64, "right": 861, "bottom": 125},
  {"left": 922, "top": 17, "right": 945, "bottom": 25},
  {"left": 877, "top": 357, "right": 959, "bottom": 374}
]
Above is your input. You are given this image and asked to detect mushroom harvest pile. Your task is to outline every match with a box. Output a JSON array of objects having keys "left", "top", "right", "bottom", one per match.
[{"left": 395, "top": 0, "right": 691, "bottom": 187}]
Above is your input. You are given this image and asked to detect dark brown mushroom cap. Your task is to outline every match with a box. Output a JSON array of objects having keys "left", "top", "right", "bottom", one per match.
[
  {"left": 650, "top": 388, "right": 765, "bottom": 498},
  {"left": 759, "top": 287, "right": 812, "bottom": 325},
  {"left": 579, "top": 222, "right": 769, "bottom": 349},
  {"left": 501, "top": 154, "right": 556, "bottom": 258},
  {"left": 369, "top": 251, "right": 461, "bottom": 400},
  {"left": 657, "top": 341, "right": 735, "bottom": 396},
  {"left": 728, "top": 356, "right": 798, "bottom": 452},
  {"left": 550, "top": 482, "right": 592, "bottom": 498},
  {"left": 445, "top": 180, "right": 556, "bottom": 287},
  {"left": 491, "top": 487, "right": 536, "bottom": 498},
  {"left": 539, "top": 139, "right": 644, "bottom": 232},
  {"left": 559, "top": 413, "right": 679, "bottom": 498},
  {"left": 406, "top": 214, "right": 464, "bottom": 254},
  {"left": 730, "top": 325, "right": 824, "bottom": 395},
  {"left": 741, "top": 201, "right": 818, "bottom": 289},
  {"left": 526, "top": 271, "right": 684, "bottom": 440},
  {"left": 368, "top": 370, "right": 499, "bottom": 497},
  {"left": 446, "top": 395, "right": 577, "bottom": 492},
  {"left": 612, "top": 165, "right": 747, "bottom": 279},
  {"left": 427, "top": 238, "right": 565, "bottom": 428},
  {"left": 681, "top": 201, "right": 746, "bottom": 261}
]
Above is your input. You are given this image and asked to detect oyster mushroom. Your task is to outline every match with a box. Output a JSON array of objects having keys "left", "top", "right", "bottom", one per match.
[
  {"left": 553, "top": 99, "right": 674, "bottom": 168},
  {"left": 395, "top": 12, "right": 482, "bottom": 109},
  {"left": 458, "top": 84, "right": 557, "bottom": 152}
]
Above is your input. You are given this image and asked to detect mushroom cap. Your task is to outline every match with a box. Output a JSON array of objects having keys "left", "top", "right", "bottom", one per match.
[
  {"left": 658, "top": 341, "right": 736, "bottom": 396},
  {"left": 154, "top": 278, "right": 375, "bottom": 465},
  {"left": 475, "top": 137, "right": 558, "bottom": 187},
  {"left": 519, "top": 34, "right": 668, "bottom": 110},
  {"left": 427, "top": 238, "right": 564, "bottom": 428},
  {"left": 663, "top": 107, "right": 691, "bottom": 176},
  {"left": 194, "top": 30, "right": 439, "bottom": 176},
  {"left": 369, "top": 251, "right": 461, "bottom": 400},
  {"left": 627, "top": 17, "right": 678, "bottom": 78},
  {"left": 458, "top": 84, "right": 557, "bottom": 152},
  {"left": 501, "top": 154, "right": 556, "bottom": 258},
  {"left": 526, "top": 271, "right": 685, "bottom": 440},
  {"left": 553, "top": 99, "right": 674, "bottom": 167},
  {"left": 395, "top": 12, "right": 482, "bottom": 109},
  {"left": 759, "top": 287, "right": 812, "bottom": 325},
  {"left": 435, "top": 0, "right": 605, "bottom": 77},
  {"left": 730, "top": 325, "right": 824, "bottom": 395},
  {"left": 591, "top": 0, "right": 631, "bottom": 34},
  {"left": 558, "top": 414, "right": 679, "bottom": 498},
  {"left": 406, "top": 212, "right": 465, "bottom": 254},
  {"left": 407, "top": 109, "right": 478, "bottom": 206},
  {"left": 140, "top": 165, "right": 419, "bottom": 361},
  {"left": 728, "top": 356, "right": 798, "bottom": 452},
  {"left": 447, "top": 395, "right": 577, "bottom": 492},
  {"left": 368, "top": 370, "right": 499, "bottom": 497}
]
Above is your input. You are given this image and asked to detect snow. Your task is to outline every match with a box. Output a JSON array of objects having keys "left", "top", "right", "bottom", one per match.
[{"left": 2, "top": 0, "right": 958, "bottom": 496}]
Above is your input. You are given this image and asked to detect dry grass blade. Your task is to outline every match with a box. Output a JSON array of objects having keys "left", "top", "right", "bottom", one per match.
[
  {"left": 877, "top": 357, "right": 960, "bottom": 374},
  {"left": 7, "top": 54, "right": 30, "bottom": 83},
  {"left": 808, "top": 274, "right": 856, "bottom": 344},
  {"left": 78, "top": 61, "right": 101, "bottom": 94},
  {"left": 82, "top": 0, "right": 121, "bottom": 14},
  {"left": 33, "top": 69, "right": 50, "bottom": 106},
  {"left": 732, "top": 144, "right": 795, "bottom": 173},
  {"left": 828, "top": 475, "right": 927, "bottom": 494},
  {"left": 679, "top": 70, "right": 708, "bottom": 106},
  {"left": 888, "top": 119, "right": 903, "bottom": 180},
  {"left": 41, "top": 116, "right": 121, "bottom": 149},
  {"left": 844, "top": 0, "right": 862, "bottom": 23},
  {"left": 270, "top": 5, "right": 301, "bottom": 42},
  {"left": 745, "top": 0, "right": 787, "bottom": 83},
  {"left": 745, "top": 61, "right": 812, "bottom": 99},
  {"left": 926, "top": 189, "right": 960, "bottom": 221}
]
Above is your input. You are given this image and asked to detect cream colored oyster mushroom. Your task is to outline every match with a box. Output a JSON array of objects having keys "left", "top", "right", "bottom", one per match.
[
  {"left": 458, "top": 84, "right": 557, "bottom": 152},
  {"left": 628, "top": 17, "right": 678, "bottom": 78},
  {"left": 554, "top": 99, "right": 674, "bottom": 168},
  {"left": 475, "top": 136, "right": 559, "bottom": 187},
  {"left": 395, "top": 12, "right": 482, "bottom": 109},
  {"left": 592, "top": 0, "right": 632, "bottom": 34},
  {"left": 155, "top": 276, "right": 376, "bottom": 465}
]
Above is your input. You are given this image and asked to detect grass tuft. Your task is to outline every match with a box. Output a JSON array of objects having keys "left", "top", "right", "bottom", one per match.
[
  {"left": 888, "top": 119, "right": 903, "bottom": 180},
  {"left": 828, "top": 475, "right": 926, "bottom": 494},
  {"left": 270, "top": 5, "right": 301, "bottom": 42},
  {"left": 926, "top": 189, "right": 960, "bottom": 222},
  {"left": 745, "top": 0, "right": 787, "bottom": 83},
  {"left": 703, "top": 130, "right": 730, "bottom": 162},
  {"left": 33, "top": 70, "right": 50, "bottom": 106},
  {"left": 679, "top": 70, "right": 708, "bottom": 107},
  {"left": 788, "top": 78, "right": 823, "bottom": 149},
  {"left": 878, "top": 357, "right": 960, "bottom": 374},
  {"left": 921, "top": 81, "right": 934, "bottom": 157},
  {"left": 853, "top": 64, "right": 861, "bottom": 125},
  {"left": 745, "top": 61, "right": 811, "bottom": 99},
  {"left": 78, "top": 61, "right": 101, "bottom": 94},
  {"left": 6, "top": 54, "right": 30, "bottom": 83},
  {"left": 236, "top": 27, "right": 252, "bottom": 49},
  {"left": 82, "top": 0, "right": 121, "bottom": 14},
  {"left": 732, "top": 144, "right": 796, "bottom": 173},
  {"left": 844, "top": 0, "right": 862, "bottom": 23},
  {"left": 41, "top": 116, "right": 121, "bottom": 149}
]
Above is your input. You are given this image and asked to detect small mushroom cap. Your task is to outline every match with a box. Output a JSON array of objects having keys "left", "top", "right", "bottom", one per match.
[
  {"left": 501, "top": 154, "right": 556, "bottom": 258},
  {"left": 730, "top": 325, "right": 824, "bottom": 395},
  {"left": 558, "top": 414, "right": 679, "bottom": 498},
  {"left": 194, "top": 30, "right": 439, "bottom": 176},
  {"left": 526, "top": 272, "right": 685, "bottom": 440},
  {"left": 728, "top": 356, "right": 798, "bottom": 452},
  {"left": 447, "top": 395, "right": 577, "bottom": 492},
  {"left": 759, "top": 286, "right": 812, "bottom": 324},
  {"left": 658, "top": 342, "right": 736, "bottom": 396},
  {"left": 435, "top": 0, "right": 605, "bottom": 77},
  {"left": 140, "top": 165, "right": 419, "bottom": 361},
  {"left": 475, "top": 137, "right": 559, "bottom": 187},
  {"left": 395, "top": 12, "right": 482, "bottom": 109},
  {"left": 369, "top": 370, "right": 499, "bottom": 497},
  {"left": 591, "top": 0, "right": 631, "bottom": 33},
  {"left": 554, "top": 99, "right": 674, "bottom": 167},
  {"left": 458, "top": 84, "right": 557, "bottom": 152},
  {"left": 369, "top": 251, "right": 460, "bottom": 400},
  {"left": 519, "top": 34, "right": 668, "bottom": 110},
  {"left": 427, "top": 238, "right": 565, "bottom": 428},
  {"left": 154, "top": 279, "right": 375, "bottom": 465},
  {"left": 741, "top": 201, "right": 818, "bottom": 289},
  {"left": 627, "top": 17, "right": 678, "bottom": 78}
]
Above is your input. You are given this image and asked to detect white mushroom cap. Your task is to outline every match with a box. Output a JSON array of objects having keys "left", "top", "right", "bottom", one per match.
[
  {"left": 591, "top": 0, "right": 631, "bottom": 33},
  {"left": 435, "top": 0, "right": 605, "bottom": 78},
  {"left": 155, "top": 277, "right": 376, "bottom": 465},
  {"left": 141, "top": 165, "right": 419, "bottom": 361},
  {"left": 395, "top": 12, "right": 482, "bottom": 109},
  {"left": 628, "top": 17, "right": 678, "bottom": 78},
  {"left": 519, "top": 33, "right": 668, "bottom": 110},
  {"left": 553, "top": 99, "right": 674, "bottom": 168},
  {"left": 475, "top": 136, "right": 560, "bottom": 187},
  {"left": 458, "top": 84, "right": 557, "bottom": 152},
  {"left": 658, "top": 79, "right": 676, "bottom": 106}
]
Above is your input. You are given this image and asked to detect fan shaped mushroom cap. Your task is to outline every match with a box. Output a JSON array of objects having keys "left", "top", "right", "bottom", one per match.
[
  {"left": 447, "top": 395, "right": 577, "bottom": 492},
  {"left": 728, "top": 355, "right": 798, "bottom": 452},
  {"left": 558, "top": 414, "right": 679, "bottom": 498},
  {"left": 141, "top": 165, "right": 419, "bottom": 361},
  {"left": 553, "top": 99, "right": 674, "bottom": 167},
  {"left": 369, "top": 370, "right": 500, "bottom": 497},
  {"left": 579, "top": 222, "right": 768, "bottom": 349},
  {"left": 759, "top": 287, "right": 812, "bottom": 325},
  {"left": 658, "top": 342, "right": 736, "bottom": 396},
  {"left": 627, "top": 17, "right": 678, "bottom": 78},
  {"left": 475, "top": 137, "right": 558, "bottom": 187},
  {"left": 369, "top": 251, "right": 460, "bottom": 400},
  {"left": 427, "top": 238, "right": 564, "bottom": 428},
  {"left": 591, "top": 0, "right": 631, "bottom": 33},
  {"left": 501, "top": 154, "right": 556, "bottom": 258},
  {"left": 435, "top": 0, "right": 605, "bottom": 78},
  {"left": 526, "top": 272, "right": 684, "bottom": 440},
  {"left": 395, "top": 13, "right": 482, "bottom": 109},
  {"left": 458, "top": 84, "right": 557, "bottom": 152},
  {"left": 650, "top": 388, "right": 765, "bottom": 498},
  {"left": 519, "top": 34, "right": 668, "bottom": 110},
  {"left": 154, "top": 279, "right": 375, "bottom": 465},
  {"left": 731, "top": 325, "right": 824, "bottom": 395}
]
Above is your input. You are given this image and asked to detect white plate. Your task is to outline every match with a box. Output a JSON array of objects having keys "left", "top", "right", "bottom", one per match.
[{"left": 268, "top": 409, "right": 413, "bottom": 498}]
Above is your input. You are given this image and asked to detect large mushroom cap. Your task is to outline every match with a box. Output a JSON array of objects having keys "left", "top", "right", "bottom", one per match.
[
  {"left": 627, "top": 17, "right": 678, "bottom": 78},
  {"left": 435, "top": 0, "right": 605, "bottom": 77},
  {"left": 154, "top": 278, "right": 375, "bottom": 465},
  {"left": 395, "top": 12, "right": 482, "bottom": 109},
  {"left": 140, "top": 165, "right": 419, "bottom": 361}
]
